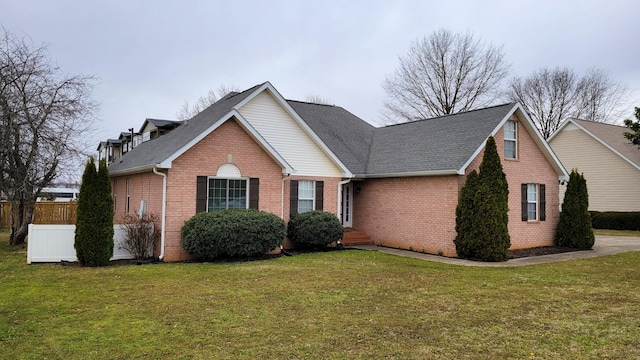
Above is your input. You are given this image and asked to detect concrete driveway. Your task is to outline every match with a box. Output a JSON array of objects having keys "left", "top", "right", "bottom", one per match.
[{"left": 351, "top": 235, "right": 640, "bottom": 267}]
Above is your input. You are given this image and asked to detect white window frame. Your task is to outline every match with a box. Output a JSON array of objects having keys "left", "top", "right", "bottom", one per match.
[
  {"left": 504, "top": 120, "right": 517, "bottom": 159},
  {"left": 298, "top": 180, "right": 315, "bottom": 214},
  {"left": 207, "top": 177, "right": 248, "bottom": 212},
  {"left": 527, "top": 183, "right": 538, "bottom": 221}
]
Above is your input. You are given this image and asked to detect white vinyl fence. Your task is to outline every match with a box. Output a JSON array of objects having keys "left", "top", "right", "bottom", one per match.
[{"left": 27, "top": 224, "right": 134, "bottom": 263}]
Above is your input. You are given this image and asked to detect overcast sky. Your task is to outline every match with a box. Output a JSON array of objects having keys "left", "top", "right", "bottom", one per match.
[{"left": 2, "top": 0, "right": 639, "bottom": 159}]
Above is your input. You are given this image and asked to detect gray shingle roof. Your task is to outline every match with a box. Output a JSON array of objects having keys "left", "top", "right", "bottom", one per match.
[
  {"left": 287, "top": 100, "right": 375, "bottom": 175},
  {"left": 570, "top": 119, "right": 640, "bottom": 168},
  {"left": 108, "top": 84, "right": 263, "bottom": 174},
  {"left": 109, "top": 81, "right": 517, "bottom": 178},
  {"left": 365, "top": 103, "right": 517, "bottom": 175}
]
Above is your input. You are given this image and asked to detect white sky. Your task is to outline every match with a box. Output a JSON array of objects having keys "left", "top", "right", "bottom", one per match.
[{"left": 2, "top": 0, "right": 639, "bottom": 172}]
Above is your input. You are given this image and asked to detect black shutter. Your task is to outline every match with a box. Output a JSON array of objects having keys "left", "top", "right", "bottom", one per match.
[
  {"left": 290, "top": 180, "right": 298, "bottom": 218},
  {"left": 196, "top": 176, "right": 208, "bottom": 213},
  {"left": 521, "top": 184, "right": 528, "bottom": 221},
  {"left": 249, "top": 178, "right": 259, "bottom": 210},
  {"left": 539, "top": 184, "right": 546, "bottom": 221},
  {"left": 315, "top": 181, "right": 324, "bottom": 210}
]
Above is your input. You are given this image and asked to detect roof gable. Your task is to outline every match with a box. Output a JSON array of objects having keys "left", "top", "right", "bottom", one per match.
[{"left": 550, "top": 119, "right": 640, "bottom": 171}]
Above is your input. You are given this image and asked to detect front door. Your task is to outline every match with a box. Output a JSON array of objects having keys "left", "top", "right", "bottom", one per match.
[{"left": 342, "top": 183, "right": 353, "bottom": 227}]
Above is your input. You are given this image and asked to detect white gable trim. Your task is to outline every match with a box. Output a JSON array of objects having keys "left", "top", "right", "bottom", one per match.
[
  {"left": 551, "top": 119, "right": 640, "bottom": 172},
  {"left": 157, "top": 109, "right": 294, "bottom": 174},
  {"left": 458, "top": 103, "right": 569, "bottom": 180},
  {"left": 234, "top": 82, "right": 353, "bottom": 178}
]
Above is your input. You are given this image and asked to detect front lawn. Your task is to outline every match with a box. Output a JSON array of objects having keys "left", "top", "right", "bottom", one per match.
[{"left": 1, "top": 231, "right": 639, "bottom": 359}]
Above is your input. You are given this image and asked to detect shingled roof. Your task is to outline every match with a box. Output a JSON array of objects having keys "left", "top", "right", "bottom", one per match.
[
  {"left": 108, "top": 84, "right": 262, "bottom": 174},
  {"left": 551, "top": 118, "right": 640, "bottom": 169},
  {"left": 109, "top": 82, "right": 562, "bottom": 179}
]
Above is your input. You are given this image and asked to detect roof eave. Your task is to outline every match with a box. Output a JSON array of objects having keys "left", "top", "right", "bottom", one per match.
[{"left": 363, "top": 169, "right": 460, "bottom": 178}]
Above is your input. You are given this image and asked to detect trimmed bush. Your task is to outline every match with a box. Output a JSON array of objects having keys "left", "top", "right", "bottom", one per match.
[
  {"left": 555, "top": 169, "right": 594, "bottom": 249},
  {"left": 74, "top": 158, "right": 114, "bottom": 267},
  {"left": 454, "top": 170, "right": 479, "bottom": 258},
  {"left": 454, "top": 136, "right": 510, "bottom": 262},
  {"left": 287, "top": 210, "right": 344, "bottom": 248},
  {"left": 591, "top": 211, "right": 640, "bottom": 231},
  {"left": 182, "top": 209, "right": 286, "bottom": 260}
]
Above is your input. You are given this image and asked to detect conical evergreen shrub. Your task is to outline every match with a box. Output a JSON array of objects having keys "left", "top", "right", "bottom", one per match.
[
  {"left": 74, "top": 157, "right": 114, "bottom": 266},
  {"left": 555, "top": 169, "right": 594, "bottom": 249},
  {"left": 454, "top": 170, "right": 479, "bottom": 258},
  {"left": 455, "top": 136, "right": 510, "bottom": 261}
]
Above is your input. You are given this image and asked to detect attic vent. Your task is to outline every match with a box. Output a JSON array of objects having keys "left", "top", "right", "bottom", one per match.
[{"left": 216, "top": 163, "right": 241, "bottom": 177}]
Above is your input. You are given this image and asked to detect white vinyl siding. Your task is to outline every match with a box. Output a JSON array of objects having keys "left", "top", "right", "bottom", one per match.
[
  {"left": 549, "top": 123, "right": 640, "bottom": 211},
  {"left": 238, "top": 91, "right": 343, "bottom": 177},
  {"left": 298, "top": 180, "right": 315, "bottom": 213}
]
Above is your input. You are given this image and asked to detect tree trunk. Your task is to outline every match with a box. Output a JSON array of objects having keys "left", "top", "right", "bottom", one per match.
[{"left": 9, "top": 198, "right": 34, "bottom": 246}]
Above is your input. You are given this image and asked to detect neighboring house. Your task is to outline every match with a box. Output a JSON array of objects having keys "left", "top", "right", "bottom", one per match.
[
  {"left": 107, "top": 82, "right": 568, "bottom": 262},
  {"left": 548, "top": 119, "right": 640, "bottom": 212}
]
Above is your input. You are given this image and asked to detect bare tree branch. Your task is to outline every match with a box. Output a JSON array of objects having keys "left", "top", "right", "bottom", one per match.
[
  {"left": 382, "top": 29, "right": 510, "bottom": 122},
  {"left": 175, "top": 84, "right": 239, "bottom": 120},
  {"left": 0, "top": 30, "right": 97, "bottom": 245},
  {"left": 509, "top": 67, "right": 629, "bottom": 139}
]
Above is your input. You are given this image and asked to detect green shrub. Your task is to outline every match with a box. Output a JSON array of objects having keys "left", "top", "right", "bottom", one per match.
[
  {"left": 287, "top": 211, "right": 344, "bottom": 248},
  {"left": 454, "top": 137, "right": 510, "bottom": 262},
  {"left": 591, "top": 211, "right": 640, "bottom": 231},
  {"left": 182, "top": 209, "right": 286, "bottom": 260},
  {"left": 555, "top": 169, "right": 594, "bottom": 249},
  {"left": 74, "top": 158, "right": 114, "bottom": 267}
]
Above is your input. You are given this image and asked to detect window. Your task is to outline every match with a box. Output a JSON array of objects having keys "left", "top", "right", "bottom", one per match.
[
  {"left": 126, "top": 178, "right": 130, "bottom": 213},
  {"left": 521, "top": 183, "right": 546, "bottom": 221},
  {"left": 527, "top": 184, "right": 537, "bottom": 220},
  {"left": 207, "top": 178, "right": 247, "bottom": 211},
  {"left": 289, "top": 180, "right": 324, "bottom": 217},
  {"left": 504, "top": 120, "right": 517, "bottom": 159},
  {"left": 142, "top": 131, "right": 151, "bottom": 142},
  {"left": 298, "top": 180, "right": 315, "bottom": 214}
]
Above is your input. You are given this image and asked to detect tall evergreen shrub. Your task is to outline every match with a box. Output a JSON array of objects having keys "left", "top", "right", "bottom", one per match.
[
  {"left": 555, "top": 169, "right": 594, "bottom": 249},
  {"left": 74, "top": 158, "right": 114, "bottom": 266},
  {"left": 454, "top": 136, "right": 510, "bottom": 261}
]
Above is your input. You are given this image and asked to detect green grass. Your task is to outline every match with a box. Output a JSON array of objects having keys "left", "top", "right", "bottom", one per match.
[
  {"left": 1, "top": 230, "right": 639, "bottom": 359},
  {"left": 593, "top": 228, "right": 640, "bottom": 237}
]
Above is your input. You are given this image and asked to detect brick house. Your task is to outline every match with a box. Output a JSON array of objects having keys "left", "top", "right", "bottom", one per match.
[{"left": 107, "top": 82, "right": 568, "bottom": 261}]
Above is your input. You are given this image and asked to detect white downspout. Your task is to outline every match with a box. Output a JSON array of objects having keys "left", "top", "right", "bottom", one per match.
[
  {"left": 152, "top": 167, "right": 167, "bottom": 260},
  {"left": 281, "top": 174, "right": 291, "bottom": 218}
]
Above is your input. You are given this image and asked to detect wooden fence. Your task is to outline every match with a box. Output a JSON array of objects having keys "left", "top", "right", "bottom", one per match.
[{"left": 1, "top": 202, "right": 78, "bottom": 229}]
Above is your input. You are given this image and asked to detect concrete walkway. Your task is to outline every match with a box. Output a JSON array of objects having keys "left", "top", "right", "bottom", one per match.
[{"left": 349, "top": 235, "right": 640, "bottom": 267}]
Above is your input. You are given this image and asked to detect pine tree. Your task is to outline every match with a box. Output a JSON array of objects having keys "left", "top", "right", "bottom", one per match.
[
  {"left": 455, "top": 136, "right": 510, "bottom": 261},
  {"left": 74, "top": 157, "right": 114, "bottom": 266},
  {"left": 555, "top": 169, "right": 594, "bottom": 249}
]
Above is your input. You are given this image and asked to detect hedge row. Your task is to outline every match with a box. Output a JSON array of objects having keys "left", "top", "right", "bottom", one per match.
[{"left": 590, "top": 211, "right": 640, "bottom": 231}]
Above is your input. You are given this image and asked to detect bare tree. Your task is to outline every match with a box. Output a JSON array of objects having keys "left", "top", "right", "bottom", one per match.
[
  {"left": 382, "top": 29, "right": 510, "bottom": 122},
  {"left": 0, "top": 30, "right": 96, "bottom": 246},
  {"left": 176, "top": 84, "right": 239, "bottom": 120},
  {"left": 509, "top": 67, "right": 628, "bottom": 139},
  {"left": 304, "top": 93, "right": 332, "bottom": 105}
]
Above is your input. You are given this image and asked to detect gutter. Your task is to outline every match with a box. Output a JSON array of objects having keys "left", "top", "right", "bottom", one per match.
[{"left": 152, "top": 167, "right": 167, "bottom": 261}]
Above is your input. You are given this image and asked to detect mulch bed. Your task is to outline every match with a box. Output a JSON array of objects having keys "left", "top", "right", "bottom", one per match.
[{"left": 508, "top": 246, "right": 581, "bottom": 259}]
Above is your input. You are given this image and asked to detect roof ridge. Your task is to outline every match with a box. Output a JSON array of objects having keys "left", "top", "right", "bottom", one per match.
[
  {"left": 381, "top": 102, "right": 516, "bottom": 128},
  {"left": 572, "top": 118, "right": 626, "bottom": 129},
  {"left": 286, "top": 99, "right": 337, "bottom": 107}
]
